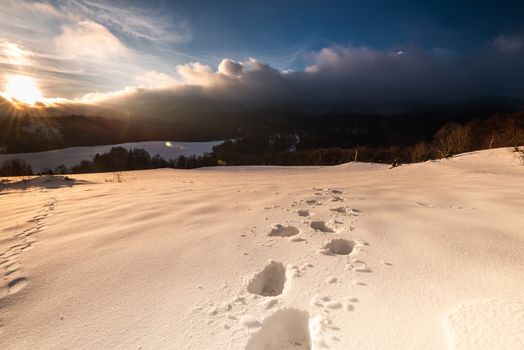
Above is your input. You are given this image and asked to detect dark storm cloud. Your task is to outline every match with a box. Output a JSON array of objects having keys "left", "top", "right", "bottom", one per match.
[
  {"left": 67, "top": 40, "right": 524, "bottom": 116},
  {"left": 9, "top": 38, "right": 524, "bottom": 120}
]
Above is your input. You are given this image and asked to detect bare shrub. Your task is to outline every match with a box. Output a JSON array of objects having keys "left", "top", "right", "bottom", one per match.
[{"left": 105, "top": 172, "right": 124, "bottom": 183}]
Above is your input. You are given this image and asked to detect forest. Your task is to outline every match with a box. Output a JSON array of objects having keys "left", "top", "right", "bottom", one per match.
[{"left": 2, "top": 109, "right": 523, "bottom": 176}]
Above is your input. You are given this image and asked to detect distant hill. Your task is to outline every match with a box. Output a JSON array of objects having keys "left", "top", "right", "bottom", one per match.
[
  {"left": 0, "top": 140, "right": 223, "bottom": 173},
  {"left": 1, "top": 97, "right": 523, "bottom": 153}
]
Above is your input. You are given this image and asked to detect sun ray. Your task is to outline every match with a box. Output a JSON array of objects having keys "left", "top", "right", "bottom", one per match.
[{"left": 1, "top": 75, "right": 43, "bottom": 106}]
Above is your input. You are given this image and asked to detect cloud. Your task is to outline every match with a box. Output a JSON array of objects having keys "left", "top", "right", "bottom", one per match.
[
  {"left": 29, "top": 0, "right": 191, "bottom": 44},
  {"left": 135, "top": 71, "right": 177, "bottom": 89},
  {"left": 55, "top": 20, "right": 128, "bottom": 59},
  {"left": 490, "top": 34, "right": 524, "bottom": 54},
  {"left": 2, "top": 15, "right": 524, "bottom": 121},
  {"left": 218, "top": 59, "right": 243, "bottom": 76},
  {"left": 176, "top": 62, "right": 215, "bottom": 85},
  {"left": 0, "top": 0, "right": 195, "bottom": 98},
  {"left": 28, "top": 2, "right": 61, "bottom": 17},
  {"left": 58, "top": 41, "right": 523, "bottom": 117},
  {"left": 0, "top": 40, "right": 34, "bottom": 66},
  {"left": 74, "top": 0, "right": 191, "bottom": 44}
]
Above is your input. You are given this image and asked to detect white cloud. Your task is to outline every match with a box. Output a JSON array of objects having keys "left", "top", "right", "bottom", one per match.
[
  {"left": 32, "top": 0, "right": 192, "bottom": 45},
  {"left": 55, "top": 20, "right": 128, "bottom": 59},
  {"left": 135, "top": 71, "right": 177, "bottom": 89},
  {"left": 176, "top": 62, "right": 215, "bottom": 85},
  {"left": 81, "top": 0, "right": 191, "bottom": 44},
  {"left": 0, "top": 0, "right": 197, "bottom": 98},
  {"left": 218, "top": 59, "right": 243, "bottom": 76}
]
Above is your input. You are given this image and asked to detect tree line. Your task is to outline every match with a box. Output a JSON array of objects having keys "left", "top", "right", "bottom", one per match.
[{"left": 1, "top": 110, "right": 524, "bottom": 176}]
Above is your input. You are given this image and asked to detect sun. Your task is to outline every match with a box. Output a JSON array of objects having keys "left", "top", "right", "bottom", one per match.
[{"left": 2, "top": 75, "right": 43, "bottom": 105}]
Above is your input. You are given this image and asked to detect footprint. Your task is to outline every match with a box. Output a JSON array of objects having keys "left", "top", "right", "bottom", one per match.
[
  {"left": 5, "top": 268, "right": 20, "bottom": 277},
  {"left": 1, "top": 197, "right": 55, "bottom": 299},
  {"left": 324, "top": 239, "right": 355, "bottom": 255},
  {"left": 240, "top": 315, "right": 262, "bottom": 328},
  {"left": 325, "top": 301, "right": 342, "bottom": 309},
  {"left": 16, "top": 227, "right": 38, "bottom": 237},
  {"left": 247, "top": 261, "right": 287, "bottom": 297},
  {"left": 416, "top": 202, "right": 435, "bottom": 208},
  {"left": 2, "top": 250, "right": 19, "bottom": 259},
  {"left": 305, "top": 199, "right": 322, "bottom": 206},
  {"left": 246, "top": 308, "right": 311, "bottom": 350},
  {"left": 269, "top": 225, "right": 299, "bottom": 237},
  {"left": 297, "top": 210, "right": 311, "bottom": 217},
  {"left": 311, "top": 294, "right": 331, "bottom": 307},
  {"left": 20, "top": 244, "right": 33, "bottom": 252},
  {"left": 7, "top": 277, "right": 27, "bottom": 294},
  {"left": 265, "top": 298, "right": 279, "bottom": 309},
  {"left": 349, "top": 260, "right": 372, "bottom": 273},
  {"left": 310, "top": 221, "right": 335, "bottom": 233}
]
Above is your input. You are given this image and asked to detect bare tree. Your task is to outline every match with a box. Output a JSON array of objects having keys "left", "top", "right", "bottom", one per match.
[
  {"left": 502, "top": 115, "right": 524, "bottom": 149},
  {"left": 433, "top": 123, "right": 472, "bottom": 158},
  {"left": 410, "top": 141, "right": 431, "bottom": 162},
  {"left": 0, "top": 159, "right": 33, "bottom": 176}
]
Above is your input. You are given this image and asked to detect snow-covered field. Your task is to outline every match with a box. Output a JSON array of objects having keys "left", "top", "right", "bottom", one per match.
[
  {"left": 1, "top": 147, "right": 523, "bottom": 349},
  {"left": 0, "top": 140, "right": 223, "bottom": 173}
]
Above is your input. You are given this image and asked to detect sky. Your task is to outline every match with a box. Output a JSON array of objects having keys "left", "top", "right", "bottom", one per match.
[{"left": 1, "top": 0, "right": 524, "bottom": 118}]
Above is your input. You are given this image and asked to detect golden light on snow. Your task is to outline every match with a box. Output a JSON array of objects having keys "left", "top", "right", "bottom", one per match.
[
  {"left": 2, "top": 75, "right": 44, "bottom": 105},
  {"left": 165, "top": 141, "right": 173, "bottom": 148}
]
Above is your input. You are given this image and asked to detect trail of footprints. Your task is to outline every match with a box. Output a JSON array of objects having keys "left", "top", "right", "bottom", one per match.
[
  {"left": 197, "top": 188, "right": 381, "bottom": 349},
  {"left": 0, "top": 197, "right": 56, "bottom": 296}
]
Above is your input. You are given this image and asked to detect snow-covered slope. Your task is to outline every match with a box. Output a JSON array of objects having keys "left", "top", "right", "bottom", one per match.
[
  {"left": 0, "top": 147, "right": 523, "bottom": 349},
  {"left": 0, "top": 140, "right": 223, "bottom": 172}
]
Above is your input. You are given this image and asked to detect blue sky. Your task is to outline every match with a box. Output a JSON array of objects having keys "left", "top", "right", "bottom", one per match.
[
  {"left": 101, "top": 0, "right": 524, "bottom": 68},
  {"left": 158, "top": 1, "right": 523, "bottom": 54},
  {"left": 0, "top": 0, "right": 523, "bottom": 116},
  {"left": 170, "top": 0, "right": 524, "bottom": 58}
]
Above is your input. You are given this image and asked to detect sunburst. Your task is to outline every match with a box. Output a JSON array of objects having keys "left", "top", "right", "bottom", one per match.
[{"left": 2, "top": 75, "right": 43, "bottom": 105}]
